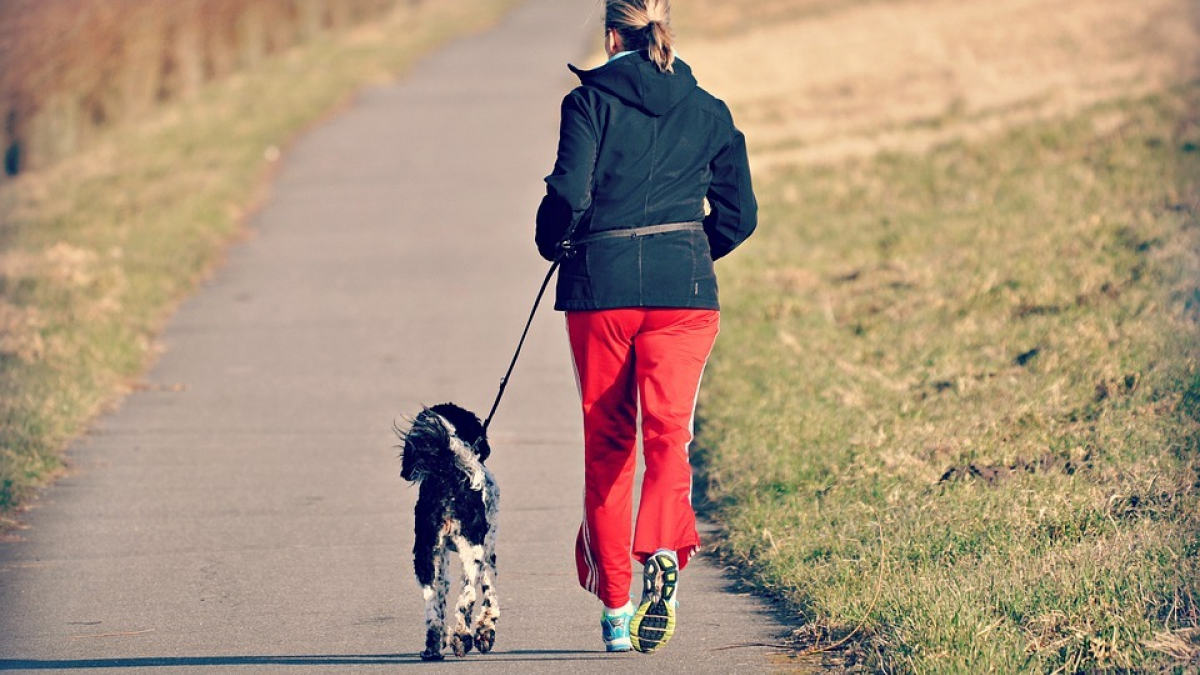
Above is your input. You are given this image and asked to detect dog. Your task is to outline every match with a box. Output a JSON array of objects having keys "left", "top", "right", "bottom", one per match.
[{"left": 397, "top": 403, "right": 499, "bottom": 661}]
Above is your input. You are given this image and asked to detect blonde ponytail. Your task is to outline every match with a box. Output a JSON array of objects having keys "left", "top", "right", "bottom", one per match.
[
  {"left": 646, "top": 19, "right": 674, "bottom": 73},
  {"left": 606, "top": 0, "right": 676, "bottom": 73}
]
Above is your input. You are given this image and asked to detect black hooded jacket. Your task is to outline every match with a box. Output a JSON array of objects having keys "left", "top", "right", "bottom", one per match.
[{"left": 536, "top": 51, "right": 757, "bottom": 311}]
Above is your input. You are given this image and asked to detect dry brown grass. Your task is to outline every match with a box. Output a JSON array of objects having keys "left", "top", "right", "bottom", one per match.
[
  {"left": 675, "top": 0, "right": 1200, "bottom": 169},
  {"left": 0, "top": 0, "right": 399, "bottom": 174}
]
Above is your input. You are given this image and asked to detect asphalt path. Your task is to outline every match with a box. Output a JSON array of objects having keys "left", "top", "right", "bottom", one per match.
[{"left": 0, "top": 1, "right": 788, "bottom": 672}]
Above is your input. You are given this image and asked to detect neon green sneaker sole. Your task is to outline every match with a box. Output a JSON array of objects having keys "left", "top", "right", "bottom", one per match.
[{"left": 630, "top": 552, "right": 678, "bottom": 653}]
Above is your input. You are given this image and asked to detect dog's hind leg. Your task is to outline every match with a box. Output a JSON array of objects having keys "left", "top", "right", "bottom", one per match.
[
  {"left": 474, "top": 531, "right": 499, "bottom": 653},
  {"left": 436, "top": 545, "right": 453, "bottom": 655},
  {"left": 449, "top": 537, "right": 483, "bottom": 657},
  {"left": 416, "top": 540, "right": 450, "bottom": 661},
  {"left": 474, "top": 479, "right": 500, "bottom": 653}
]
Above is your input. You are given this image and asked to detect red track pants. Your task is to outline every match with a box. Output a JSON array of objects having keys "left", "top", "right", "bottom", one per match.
[{"left": 566, "top": 308, "right": 720, "bottom": 608}]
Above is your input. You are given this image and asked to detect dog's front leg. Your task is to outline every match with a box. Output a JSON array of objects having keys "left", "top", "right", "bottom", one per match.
[{"left": 449, "top": 536, "right": 483, "bottom": 657}]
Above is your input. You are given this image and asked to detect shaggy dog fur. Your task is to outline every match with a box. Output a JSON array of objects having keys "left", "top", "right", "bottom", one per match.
[{"left": 397, "top": 403, "right": 499, "bottom": 661}]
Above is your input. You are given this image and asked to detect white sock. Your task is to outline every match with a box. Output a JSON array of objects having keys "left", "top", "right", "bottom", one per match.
[
  {"left": 651, "top": 548, "right": 678, "bottom": 563},
  {"left": 603, "top": 600, "right": 633, "bottom": 615}
]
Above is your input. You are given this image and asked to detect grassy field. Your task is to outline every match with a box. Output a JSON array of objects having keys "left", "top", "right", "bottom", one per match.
[
  {"left": 675, "top": 0, "right": 1200, "bottom": 672},
  {"left": 698, "top": 86, "right": 1200, "bottom": 674},
  {"left": 0, "top": 0, "right": 520, "bottom": 522}
]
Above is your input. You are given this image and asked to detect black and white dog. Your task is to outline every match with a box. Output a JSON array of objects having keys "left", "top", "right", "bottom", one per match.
[{"left": 397, "top": 403, "right": 499, "bottom": 661}]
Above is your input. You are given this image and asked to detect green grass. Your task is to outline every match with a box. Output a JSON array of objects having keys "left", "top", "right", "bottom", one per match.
[
  {"left": 0, "top": 0, "right": 521, "bottom": 521},
  {"left": 697, "top": 85, "right": 1200, "bottom": 673}
]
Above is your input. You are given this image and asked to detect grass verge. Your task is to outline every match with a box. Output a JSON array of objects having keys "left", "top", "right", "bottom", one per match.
[
  {"left": 0, "top": 0, "right": 521, "bottom": 522},
  {"left": 696, "top": 84, "right": 1200, "bottom": 673}
]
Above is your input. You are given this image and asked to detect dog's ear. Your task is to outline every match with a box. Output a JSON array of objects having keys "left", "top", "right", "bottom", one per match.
[
  {"left": 399, "top": 432, "right": 418, "bottom": 481},
  {"left": 430, "top": 403, "right": 490, "bottom": 462},
  {"left": 398, "top": 408, "right": 449, "bottom": 481}
]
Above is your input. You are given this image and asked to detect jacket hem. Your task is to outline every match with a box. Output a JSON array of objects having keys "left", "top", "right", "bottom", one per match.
[{"left": 554, "top": 300, "right": 720, "bottom": 312}]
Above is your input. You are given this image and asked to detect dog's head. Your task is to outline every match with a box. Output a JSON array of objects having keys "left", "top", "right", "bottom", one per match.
[{"left": 398, "top": 402, "right": 491, "bottom": 484}]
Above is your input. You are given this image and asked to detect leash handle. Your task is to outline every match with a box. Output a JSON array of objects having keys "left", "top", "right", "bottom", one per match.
[{"left": 481, "top": 258, "right": 561, "bottom": 434}]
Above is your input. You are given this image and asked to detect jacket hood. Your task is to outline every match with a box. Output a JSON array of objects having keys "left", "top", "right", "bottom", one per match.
[{"left": 569, "top": 51, "right": 697, "bottom": 117}]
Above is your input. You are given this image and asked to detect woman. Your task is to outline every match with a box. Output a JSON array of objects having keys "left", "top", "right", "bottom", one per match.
[{"left": 535, "top": 0, "right": 756, "bottom": 654}]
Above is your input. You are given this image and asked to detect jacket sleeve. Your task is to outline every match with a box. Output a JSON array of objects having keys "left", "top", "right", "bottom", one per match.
[
  {"left": 536, "top": 90, "right": 599, "bottom": 261},
  {"left": 703, "top": 122, "right": 757, "bottom": 260}
]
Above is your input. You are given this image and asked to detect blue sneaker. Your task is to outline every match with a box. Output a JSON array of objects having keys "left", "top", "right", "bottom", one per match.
[
  {"left": 630, "top": 551, "right": 679, "bottom": 653},
  {"left": 601, "top": 602, "right": 634, "bottom": 652}
]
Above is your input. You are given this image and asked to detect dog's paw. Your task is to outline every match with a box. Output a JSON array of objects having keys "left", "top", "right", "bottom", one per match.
[
  {"left": 450, "top": 632, "right": 474, "bottom": 657},
  {"left": 474, "top": 626, "right": 496, "bottom": 654},
  {"left": 421, "top": 627, "right": 444, "bottom": 661}
]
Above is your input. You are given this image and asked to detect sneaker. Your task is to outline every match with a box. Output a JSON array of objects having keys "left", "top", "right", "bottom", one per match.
[
  {"left": 630, "top": 550, "right": 679, "bottom": 653},
  {"left": 601, "top": 602, "right": 634, "bottom": 652}
]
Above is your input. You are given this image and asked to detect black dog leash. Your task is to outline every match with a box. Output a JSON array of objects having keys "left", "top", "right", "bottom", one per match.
[
  {"left": 480, "top": 221, "right": 704, "bottom": 434},
  {"left": 481, "top": 257, "right": 561, "bottom": 434}
]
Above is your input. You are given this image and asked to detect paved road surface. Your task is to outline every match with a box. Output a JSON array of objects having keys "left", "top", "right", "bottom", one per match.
[{"left": 0, "top": 1, "right": 788, "bottom": 672}]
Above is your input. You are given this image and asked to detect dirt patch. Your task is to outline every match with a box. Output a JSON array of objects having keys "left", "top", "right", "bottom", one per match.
[
  {"left": 938, "top": 452, "right": 1087, "bottom": 485},
  {"left": 774, "top": 622, "right": 887, "bottom": 674}
]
